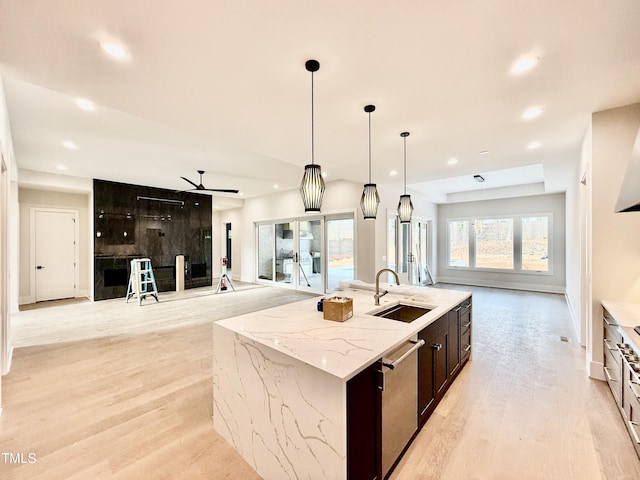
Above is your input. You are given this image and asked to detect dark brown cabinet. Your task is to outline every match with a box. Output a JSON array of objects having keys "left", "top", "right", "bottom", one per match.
[
  {"left": 347, "top": 361, "right": 382, "bottom": 480},
  {"left": 418, "top": 299, "right": 472, "bottom": 428},
  {"left": 448, "top": 307, "right": 461, "bottom": 377},
  {"left": 460, "top": 301, "right": 472, "bottom": 364},
  {"left": 418, "top": 316, "right": 449, "bottom": 426}
]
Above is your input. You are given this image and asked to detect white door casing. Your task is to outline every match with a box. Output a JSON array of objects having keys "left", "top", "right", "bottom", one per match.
[
  {"left": 1, "top": 155, "right": 8, "bottom": 376},
  {"left": 30, "top": 208, "right": 79, "bottom": 302}
]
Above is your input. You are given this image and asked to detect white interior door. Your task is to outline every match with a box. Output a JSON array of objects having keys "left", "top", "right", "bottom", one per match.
[{"left": 34, "top": 209, "right": 77, "bottom": 301}]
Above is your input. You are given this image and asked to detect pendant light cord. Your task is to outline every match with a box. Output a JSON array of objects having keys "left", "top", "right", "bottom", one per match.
[
  {"left": 403, "top": 136, "right": 407, "bottom": 195},
  {"left": 311, "top": 71, "right": 315, "bottom": 166},
  {"left": 368, "top": 111, "right": 372, "bottom": 183}
]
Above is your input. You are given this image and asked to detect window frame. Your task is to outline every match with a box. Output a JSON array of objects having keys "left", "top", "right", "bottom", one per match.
[{"left": 445, "top": 212, "right": 553, "bottom": 276}]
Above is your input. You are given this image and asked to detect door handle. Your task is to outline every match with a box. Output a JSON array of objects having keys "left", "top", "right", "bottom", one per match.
[
  {"left": 36, "top": 265, "right": 45, "bottom": 270},
  {"left": 432, "top": 343, "right": 443, "bottom": 351}
]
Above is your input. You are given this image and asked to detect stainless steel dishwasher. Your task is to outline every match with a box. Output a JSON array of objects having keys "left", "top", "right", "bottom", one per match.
[{"left": 380, "top": 335, "right": 425, "bottom": 478}]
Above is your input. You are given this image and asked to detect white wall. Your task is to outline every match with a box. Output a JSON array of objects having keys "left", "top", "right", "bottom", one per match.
[
  {"left": 437, "top": 193, "right": 567, "bottom": 293},
  {"left": 241, "top": 179, "right": 437, "bottom": 286},
  {"left": 18, "top": 188, "right": 91, "bottom": 303},
  {"left": 589, "top": 103, "right": 640, "bottom": 378}
]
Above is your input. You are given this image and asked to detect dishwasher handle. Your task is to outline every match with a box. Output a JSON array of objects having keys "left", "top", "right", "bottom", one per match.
[{"left": 382, "top": 339, "right": 426, "bottom": 370}]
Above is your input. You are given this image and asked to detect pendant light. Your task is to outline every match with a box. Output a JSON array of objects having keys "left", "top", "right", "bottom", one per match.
[
  {"left": 360, "top": 105, "right": 380, "bottom": 220},
  {"left": 299, "top": 59, "right": 325, "bottom": 213},
  {"left": 397, "top": 131, "right": 414, "bottom": 223}
]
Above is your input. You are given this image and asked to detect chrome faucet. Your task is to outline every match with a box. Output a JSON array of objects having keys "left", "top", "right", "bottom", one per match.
[{"left": 374, "top": 268, "right": 400, "bottom": 305}]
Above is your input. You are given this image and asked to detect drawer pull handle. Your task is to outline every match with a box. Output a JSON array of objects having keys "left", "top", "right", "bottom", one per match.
[
  {"left": 463, "top": 322, "right": 472, "bottom": 329},
  {"left": 604, "top": 367, "right": 619, "bottom": 383},
  {"left": 463, "top": 344, "right": 471, "bottom": 352},
  {"left": 629, "top": 421, "right": 640, "bottom": 445},
  {"left": 604, "top": 339, "right": 619, "bottom": 352},
  {"left": 604, "top": 316, "right": 617, "bottom": 327}
]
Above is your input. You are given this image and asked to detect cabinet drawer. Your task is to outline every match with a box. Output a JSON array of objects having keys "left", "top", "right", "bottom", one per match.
[
  {"left": 461, "top": 329, "right": 471, "bottom": 361},
  {"left": 460, "top": 304, "right": 471, "bottom": 334},
  {"left": 604, "top": 346, "right": 623, "bottom": 407},
  {"left": 603, "top": 310, "right": 622, "bottom": 344},
  {"left": 460, "top": 318, "right": 472, "bottom": 335},
  {"left": 625, "top": 363, "right": 640, "bottom": 418},
  {"left": 627, "top": 376, "right": 640, "bottom": 457},
  {"left": 604, "top": 339, "right": 621, "bottom": 368}
]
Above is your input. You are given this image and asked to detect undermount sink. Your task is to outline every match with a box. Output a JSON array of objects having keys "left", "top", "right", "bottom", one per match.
[{"left": 370, "top": 303, "right": 432, "bottom": 323}]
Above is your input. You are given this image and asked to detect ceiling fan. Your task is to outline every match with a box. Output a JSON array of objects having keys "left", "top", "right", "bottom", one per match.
[{"left": 180, "top": 170, "right": 239, "bottom": 194}]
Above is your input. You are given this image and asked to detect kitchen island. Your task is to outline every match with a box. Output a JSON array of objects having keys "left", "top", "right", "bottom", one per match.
[{"left": 213, "top": 284, "right": 471, "bottom": 479}]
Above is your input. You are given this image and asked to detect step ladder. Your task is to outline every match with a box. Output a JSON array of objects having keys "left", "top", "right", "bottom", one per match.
[
  {"left": 126, "top": 258, "right": 159, "bottom": 305},
  {"left": 215, "top": 257, "right": 236, "bottom": 294}
]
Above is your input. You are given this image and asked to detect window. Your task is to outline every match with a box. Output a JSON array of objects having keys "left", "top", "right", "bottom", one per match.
[
  {"left": 446, "top": 214, "right": 551, "bottom": 274},
  {"left": 448, "top": 220, "right": 469, "bottom": 267},
  {"left": 387, "top": 215, "right": 397, "bottom": 272},
  {"left": 475, "top": 218, "right": 513, "bottom": 269},
  {"left": 521, "top": 216, "right": 549, "bottom": 272}
]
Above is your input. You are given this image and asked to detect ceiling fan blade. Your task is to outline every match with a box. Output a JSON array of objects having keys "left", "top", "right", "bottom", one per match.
[
  {"left": 203, "top": 188, "right": 240, "bottom": 194},
  {"left": 180, "top": 176, "right": 200, "bottom": 189}
]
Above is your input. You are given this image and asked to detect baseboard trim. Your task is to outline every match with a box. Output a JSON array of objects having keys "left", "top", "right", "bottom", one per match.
[
  {"left": 435, "top": 276, "right": 565, "bottom": 294},
  {"left": 20, "top": 292, "right": 91, "bottom": 306},
  {"left": 19, "top": 294, "right": 35, "bottom": 305},
  {"left": 589, "top": 360, "right": 605, "bottom": 381}
]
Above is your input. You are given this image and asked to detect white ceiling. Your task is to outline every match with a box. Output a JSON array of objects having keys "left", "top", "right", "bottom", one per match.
[{"left": 1, "top": 1, "right": 639, "bottom": 205}]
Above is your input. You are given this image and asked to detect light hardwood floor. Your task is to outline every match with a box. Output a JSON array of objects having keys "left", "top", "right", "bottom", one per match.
[{"left": 1, "top": 284, "right": 639, "bottom": 479}]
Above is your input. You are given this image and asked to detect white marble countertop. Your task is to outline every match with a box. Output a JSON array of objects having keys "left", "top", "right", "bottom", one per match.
[
  {"left": 215, "top": 284, "right": 471, "bottom": 381},
  {"left": 602, "top": 300, "right": 640, "bottom": 352}
]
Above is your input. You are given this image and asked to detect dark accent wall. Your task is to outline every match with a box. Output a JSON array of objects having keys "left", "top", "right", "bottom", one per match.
[{"left": 93, "top": 179, "right": 212, "bottom": 300}]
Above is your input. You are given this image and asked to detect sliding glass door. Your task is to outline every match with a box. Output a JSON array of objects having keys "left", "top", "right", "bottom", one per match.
[
  {"left": 256, "top": 214, "right": 354, "bottom": 293},
  {"left": 387, "top": 212, "right": 433, "bottom": 286},
  {"left": 326, "top": 216, "right": 354, "bottom": 291}
]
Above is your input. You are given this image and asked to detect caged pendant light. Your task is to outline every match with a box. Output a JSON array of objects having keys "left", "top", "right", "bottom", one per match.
[
  {"left": 397, "top": 131, "right": 414, "bottom": 223},
  {"left": 299, "top": 59, "right": 325, "bottom": 213},
  {"left": 360, "top": 104, "right": 380, "bottom": 220}
]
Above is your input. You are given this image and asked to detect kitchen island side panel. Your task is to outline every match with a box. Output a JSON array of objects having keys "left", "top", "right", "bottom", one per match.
[{"left": 213, "top": 323, "right": 347, "bottom": 480}]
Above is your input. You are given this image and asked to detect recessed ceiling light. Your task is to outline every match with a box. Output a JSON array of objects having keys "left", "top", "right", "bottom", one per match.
[
  {"left": 56, "top": 164, "right": 68, "bottom": 171},
  {"left": 273, "top": 184, "right": 279, "bottom": 189},
  {"left": 521, "top": 106, "right": 543, "bottom": 120},
  {"left": 100, "top": 40, "right": 130, "bottom": 59},
  {"left": 322, "top": 172, "right": 328, "bottom": 178},
  {"left": 526, "top": 141, "right": 542, "bottom": 150},
  {"left": 479, "top": 150, "right": 490, "bottom": 155},
  {"left": 389, "top": 170, "right": 398, "bottom": 176},
  {"left": 447, "top": 158, "right": 458, "bottom": 165},
  {"left": 510, "top": 56, "right": 539, "bottom": 75},
  {"left": 75, "top": 98, "right": 95, "bottom": 111},
  {"left": 62, "top": 140, "right": 78, "bottom": 150},
  {"left": 238, "top": 192, "right": 245, "bottom": 197}
]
